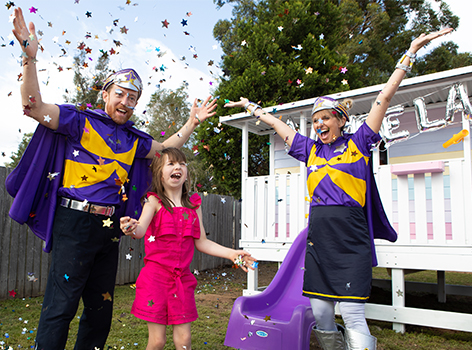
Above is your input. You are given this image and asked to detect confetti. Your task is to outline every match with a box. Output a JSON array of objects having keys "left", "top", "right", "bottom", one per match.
[
  {"left": 102, "top": 292, "right": 112, "bottom": 301},
  {"left": 102, "top": 218, "right": 113, "bottom": 227}
]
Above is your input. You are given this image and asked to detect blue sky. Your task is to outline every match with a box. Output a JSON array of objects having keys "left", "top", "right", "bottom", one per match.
[
  {"left": 0, "top": 0, "right": 233, "bottom": 162},
  {"left": 0, "top": 0, "right": 471, "bottom": 163}
]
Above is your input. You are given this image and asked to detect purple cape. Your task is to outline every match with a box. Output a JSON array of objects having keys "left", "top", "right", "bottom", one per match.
[
  {"left": 364, "top": 158, "right": 397, "bottom": 266},
  {"left": 6, "top": 108, "right": 153, "bottom": 253}
]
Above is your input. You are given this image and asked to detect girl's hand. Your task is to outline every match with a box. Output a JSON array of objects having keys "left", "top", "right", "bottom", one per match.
[
  {"left": 233, "top": 250, "right": 257, "bottom": 272},
  {"left": 224, "top": 97, "right": 249, "bottom": 109},
  {"left": 190, "top": 95, "right": 217, "bottom": 126},
  {"left": 409, "top": 28, "right": 453, "bottom": 54},
  {"left": 12, "top": 7, "right": 38, "bottom": 60},
  {"left": 120, "top": 216, "right": 139, "bottom": 236}
]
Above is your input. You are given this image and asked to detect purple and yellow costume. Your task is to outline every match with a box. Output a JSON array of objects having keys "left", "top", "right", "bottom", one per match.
[
  {"left": 6, "top": 69, "right": 154, "bottom": 350},
  {"left": 289, "top": 122, "right": 397, "bottom": 302}
]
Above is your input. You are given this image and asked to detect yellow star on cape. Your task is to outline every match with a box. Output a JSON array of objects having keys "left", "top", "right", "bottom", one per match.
[{"left": 103, "top": 218, "right": 113, "bottom": 227}]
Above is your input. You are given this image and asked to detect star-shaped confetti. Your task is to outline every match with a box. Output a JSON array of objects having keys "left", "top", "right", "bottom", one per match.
[
  {"left": 85, "top": 11, "right": 92, "bottom": 18},
  {"left": 98, "top": 156, "right": 105, "bottom": 165},
  {"left": 120, "top": 26, "right": 128, "bottom": 34},
  {"left": 102, "top": 292, "right": 112, "bottom": 301},
  {"left": 341, "top": 79, "right": 348, "bottom": 85},
  {"left": 64, "top": 274, "right": 70, "bottom": 281},
  {"left": 28, "top": 274, "right": 38, "bottom": 282},
  {"left": 111, "top": 237, "right": 120, "bottom": 243},
  {"left": 181, "top": 19, "right": 188, "bottom": 26},
  {"left": 73, "top": 150, "right": 79, "bottom": 157},
  {"left": 126, "top": 254, "right": 132, "bottom": 260},
  {"left": 47, "top": 172, "right": 60, "bottom": 181},
  {"left": 334, "top": 143, "right": 346, "bottom": 153},
  {"left": 340, "top": 66, "right": 348, "bottom": 74},
  {"left": 8, "top": 289, "right": 16, "bottom": 297},
  {"left": 148, "top": 235, "right": 156, "bottom": 242},
  {"left": 162, "top": 19, "right": 169, "bottom": 28},
  {"left": 148, "top": 299, "right": 154, "bottom": 307},
  {"left": 29, "top": 6, "right": 37, "bottom": 13},
  {"left": 264, "top": 315, "right": 271, "bottom": 322},
  {"left": 103, "top": 218, "right": 113, "bottom": 227}
]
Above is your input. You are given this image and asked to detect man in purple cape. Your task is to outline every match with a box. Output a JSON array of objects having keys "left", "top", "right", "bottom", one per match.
[{"left": 8, "top": 7, "right": 217, "bottom": 350}]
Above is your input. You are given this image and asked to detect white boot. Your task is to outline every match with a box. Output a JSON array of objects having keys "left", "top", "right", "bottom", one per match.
[
  {"left": 313, "top": 324, "right": 346, "bottom": 350},
  {"left": 344, "top": 327, "right": 377, "bottom": 350}
]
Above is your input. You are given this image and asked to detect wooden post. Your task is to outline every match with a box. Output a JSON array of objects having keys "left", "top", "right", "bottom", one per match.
[
  {"left": 392, "top": 268, "right": 406, "bottom": 333},
  {"left": 437, "top": 270, "right": 446, "bottom": 303}
]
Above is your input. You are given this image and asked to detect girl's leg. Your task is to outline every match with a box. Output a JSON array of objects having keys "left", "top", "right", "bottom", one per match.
[
  {"left": 338, "top": 302, "right": 369, "bottom": 334},
  {"left": 146, "top": 322, "right": 167, "bottom": 350},
  {"left": 309, "top": 298, "right": 336, "bottom": 331},
  {"left": 172, "top": 322, "right": 192, "bottom": 350}
]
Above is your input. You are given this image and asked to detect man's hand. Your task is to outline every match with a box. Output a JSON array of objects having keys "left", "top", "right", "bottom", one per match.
[
  {"left": 12, "top": 7, "right": 38, "bottom": 60},
  {"left": 190, "top": 96, "right": 217, "bottom": 126}
]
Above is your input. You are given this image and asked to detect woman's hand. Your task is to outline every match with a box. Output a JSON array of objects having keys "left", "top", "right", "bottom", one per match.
[
  {"left": 409, "top": 28, "right": 453, "bottom": 54},
  {"left": 120, "top": 216, "right": 139, "bottom": 236},
  {"left": 224, "top": 97, "right": 249, "bottom": 109}
]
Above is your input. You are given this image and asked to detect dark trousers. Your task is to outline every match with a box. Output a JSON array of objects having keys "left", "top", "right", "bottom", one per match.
[{"left": 35, "top": 205, "right": 122, "bottom": 350}]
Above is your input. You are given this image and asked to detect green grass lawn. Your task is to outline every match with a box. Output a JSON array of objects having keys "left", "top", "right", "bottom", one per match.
[{"left": 1, "top": 265, "right": 471, "bottom": 349}]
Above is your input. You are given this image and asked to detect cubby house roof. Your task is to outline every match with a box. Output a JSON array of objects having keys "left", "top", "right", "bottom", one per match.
[{"left": 220, "top": 65, "right": 472, "bottom": 135}]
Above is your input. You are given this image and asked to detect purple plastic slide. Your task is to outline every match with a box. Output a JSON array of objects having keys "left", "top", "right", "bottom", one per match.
[{"left": 224, "top": 227, "right": 315, "bottom": 350}]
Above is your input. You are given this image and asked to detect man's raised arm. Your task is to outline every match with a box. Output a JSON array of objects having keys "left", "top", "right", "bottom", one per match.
[{"left": 12, "top": 7, "right": 59, "bottom": 130}]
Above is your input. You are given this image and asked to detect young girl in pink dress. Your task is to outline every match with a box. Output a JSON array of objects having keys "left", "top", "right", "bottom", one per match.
[{"left": 120, "top": 147, "right": 256, "bottom": 350}]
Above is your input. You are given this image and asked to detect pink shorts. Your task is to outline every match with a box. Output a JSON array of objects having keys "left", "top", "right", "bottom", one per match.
[{"left": 131, "top": 261, "right": 198, "bottom": 325}]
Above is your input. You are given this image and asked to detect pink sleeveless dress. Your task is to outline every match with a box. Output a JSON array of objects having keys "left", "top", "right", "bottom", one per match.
[{"left": 131, "top": 192, "right": 201, "bottom": 325}]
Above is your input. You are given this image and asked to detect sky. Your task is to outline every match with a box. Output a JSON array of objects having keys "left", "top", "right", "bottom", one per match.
[{"left": 0, "top": 0, "right": 471, "bottom": 164}]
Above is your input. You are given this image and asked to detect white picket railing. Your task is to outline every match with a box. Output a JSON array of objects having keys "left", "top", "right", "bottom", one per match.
[{"left": 240, "top": 158, "right": 472, "bottom": 332}]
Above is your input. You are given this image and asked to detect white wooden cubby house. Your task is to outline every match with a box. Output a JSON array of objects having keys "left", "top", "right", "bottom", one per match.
[{"left": 219, "top": 66, "right": 472, "bottom": 333}]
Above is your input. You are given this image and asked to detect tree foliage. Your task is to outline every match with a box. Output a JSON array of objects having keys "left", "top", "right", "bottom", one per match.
[
  {"left": 63, "top": 51, "right": 111, "bottom": 109},
  {"left": 196, "top": 0, "right": 463, "bottom": 198},
  {"left": 140, "top": 84, "right": 214, "bottom": 193},
  {"left": 5, "top": 132, "right": 33, "bottom": 168}
]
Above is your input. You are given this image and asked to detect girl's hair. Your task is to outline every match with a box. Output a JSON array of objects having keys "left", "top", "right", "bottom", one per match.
[{"left": 146, "top": 147, "right": 197, "bottom": 212}]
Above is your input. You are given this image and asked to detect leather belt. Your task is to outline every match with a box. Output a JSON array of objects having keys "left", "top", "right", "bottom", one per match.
[{"left": 60, "top": 197, "right": 115, "bottom": 217}]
